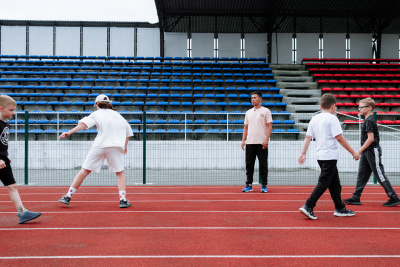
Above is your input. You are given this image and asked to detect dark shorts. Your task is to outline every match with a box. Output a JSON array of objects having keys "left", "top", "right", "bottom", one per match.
[{"left": 0, "top": 156, "right": 16, "bottom": 186}]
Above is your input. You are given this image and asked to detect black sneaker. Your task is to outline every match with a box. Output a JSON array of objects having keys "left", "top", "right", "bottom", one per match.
[
  {"left": 17, "top": 210, "right": 42, "bottom": 224},
  {"left": 120, "top": 199, "right": 131, "bottom": 208},
  {"left": 343, "top": 197, "right": 362, "bottom": 205},
  {"left": 299, "top": 204, "right": 317, "bottom": 220},
  {"left": 382, "top": 198, "right": 400, "bottom": 207},
  {"left": 334, "top": 208, "right": 355, "bottom": 217},
  {"left": 58, "top": 195, "right": 71, "bottom": 205}
]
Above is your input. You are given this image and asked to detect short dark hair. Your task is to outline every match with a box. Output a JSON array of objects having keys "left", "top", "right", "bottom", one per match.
[
  {"left": 251, "top": 91, "right": 262, "bottom": 98},
  {"left": 320, "top": 93, "right": 337, "bottom": 109}
]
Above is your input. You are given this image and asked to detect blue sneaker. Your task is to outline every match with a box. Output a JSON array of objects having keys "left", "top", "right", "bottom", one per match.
[
  {"left": 260, "top": 186, "right": 267, "bottom": 193},
  {"left": 299, "top": 204, "right": 317, "bottom": 220},
  {"left": 242, "top": 185, "right": 253, "bottom": 192},
  {"left": 17, "top": 210, "right": 42, "bottom": 224}
]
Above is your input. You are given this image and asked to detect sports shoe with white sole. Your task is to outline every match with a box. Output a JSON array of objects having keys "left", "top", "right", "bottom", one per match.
[
  {"left": 299, "top": 204, "right": 317, "bottom": 220},
  {"left": 242, "top": 185, "right": 253, "bottom": 192},
  {"left": 260, "top": 185, "right": 267, "bottom": 193},
  {"left": 334, "top": 208, "right": 355, "bottom": 217}
]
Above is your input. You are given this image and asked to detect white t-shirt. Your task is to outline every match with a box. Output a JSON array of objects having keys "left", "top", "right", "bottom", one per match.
[
  {"left": 306, "top": 112, "right": 343, "bottom": 160},
  {"left": 79, "top": 109, "right": 133, "bottom": 151},
  {"left": 244, "top": 106, "right": 273, "bottom": 144}
]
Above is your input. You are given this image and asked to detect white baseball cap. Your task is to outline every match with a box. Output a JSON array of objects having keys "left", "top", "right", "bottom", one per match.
[{"left": 95, "top": 94, "right": 110, "bottom": 103}]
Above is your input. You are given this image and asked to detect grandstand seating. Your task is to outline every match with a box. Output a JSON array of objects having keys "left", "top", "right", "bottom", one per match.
[
  {"left": 304, "top": 58, "right": 400, "bottom": 115},
  {"left": 1, "top": 55, "right": 301, "bottom": 140}
]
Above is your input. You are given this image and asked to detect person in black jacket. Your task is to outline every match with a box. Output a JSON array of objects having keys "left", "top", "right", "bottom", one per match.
[{"left": 344, "top": 98, "right": 400, "bottom": 207}]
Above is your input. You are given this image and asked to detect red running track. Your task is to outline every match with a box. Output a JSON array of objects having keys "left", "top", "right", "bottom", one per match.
[{"left": 0, "top": 185, "right": 399, "bottom": 266}]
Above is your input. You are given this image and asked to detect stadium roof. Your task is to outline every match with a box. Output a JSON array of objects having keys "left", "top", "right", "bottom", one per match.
[{"left": 154, "top": 0, "right": 400, "bottom": 34}]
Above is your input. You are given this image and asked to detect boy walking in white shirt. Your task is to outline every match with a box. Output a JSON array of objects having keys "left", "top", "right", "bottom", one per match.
[
  {"left": 58, "top": 95, "right": 133, "bottom": 208},
  {"left": 298, "top": 93, "right": 359, "bottom": 219}
]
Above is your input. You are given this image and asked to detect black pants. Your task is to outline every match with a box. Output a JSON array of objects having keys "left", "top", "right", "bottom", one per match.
[
  {"left": 245, "top": 144, "right": 268, "bottom": 186},
  {"left": 306, "top": 160, "right": 345, "bottom": 210},
  {"left": 353, "top": 147, "right": 398, "bottom": 199}
]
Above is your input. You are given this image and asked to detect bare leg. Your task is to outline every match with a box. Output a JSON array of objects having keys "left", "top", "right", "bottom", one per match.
[
  {"left": 8, "top": 183, "right": 23, "bottom": 209},
  {"left": 116, "top": 170, "right": 126, "bottom": 191},
  {"left": 71, "top": 168, "right": 91, "bottom": 189}
]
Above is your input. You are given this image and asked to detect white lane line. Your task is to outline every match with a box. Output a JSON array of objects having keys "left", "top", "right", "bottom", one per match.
[
  {"left": 1, "top": 210, "right": 400, "bottom": 214},
  {"left": 1, "top": 227, "right": 400, "bottom": 231},
  {"left": 0, "top": 199, "right": 390, "bottom": 203},
  {"left": 1, "top": 255, "right": 400, "bottom": 259},
  {"left": 0, "top": 192, "right": 390, "bottom": 195}
]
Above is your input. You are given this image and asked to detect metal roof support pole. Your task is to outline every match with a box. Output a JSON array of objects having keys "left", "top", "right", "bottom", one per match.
[
  {"left": 267, "top": 32, "right": 272, "bottom": 63},
  {"left": 376, "top": 33, "right": 382, "bottom": 59},
  {"left": 26, "top": 25, "right": 29, "bottom": 55},
  {"left": 159, "top": 25, "right": 165, "bottom": 59}
]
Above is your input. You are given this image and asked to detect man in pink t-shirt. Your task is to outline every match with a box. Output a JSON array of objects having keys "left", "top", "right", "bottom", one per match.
[{"left": 241, "top": 91, "right": 273, "bottom": 193}]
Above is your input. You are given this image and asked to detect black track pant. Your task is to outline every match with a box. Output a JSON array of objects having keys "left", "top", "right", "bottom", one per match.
[
  {"left": 306, "top": 160, "right": 345, "bottom": 210},
  {"left": 352, "top": 147, "right": 398, "bottom": 200},
  {"left": 245, "top": 144, "right": 268, "bottom": 186}
]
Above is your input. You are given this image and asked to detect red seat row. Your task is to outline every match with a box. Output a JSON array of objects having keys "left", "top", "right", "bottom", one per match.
[
  {"left": 318, "top": 80, "right": 400, "bottom": 84},
  {"left": 321, "top": 87, "right": 399, "bottom": 92},
  {"left": 303, "top": 58, "right": 400, "bottom": 63},
  {"left": 309, "top": 68, "right": 400, "bottom": 73},
  {"left": 336, "top": 103, "right": 400, "bottom": 107},
  {"left": 338, "top": 111, "right": 399, "bottom": 115},
  {"left": 334, "top": 94, "right": 400, "bottom": 99},
  {"left": 314, "top": 74, "right": 400, "bottom": 78},
  {"left": 306, "top": 63, "right": 400, "bottom": 68},
  {"left": 342, "top": 119, "right": 400, "bottom": 125}
]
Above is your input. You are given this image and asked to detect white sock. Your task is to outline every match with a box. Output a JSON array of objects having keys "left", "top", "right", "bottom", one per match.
[
  {"left": 119, "top": 191, "right": 126, "bottom": 201},
  {"left": 66, "top": 187, "right": 77, "bottom": 198}
]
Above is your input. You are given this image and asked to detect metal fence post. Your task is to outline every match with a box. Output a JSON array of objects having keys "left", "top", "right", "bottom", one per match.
[
  {"left": 24, "top": 111, "right": 29, "bottom": 185},
  {"left": 142, "top": 111, "right": 146, "bottom": 185}
]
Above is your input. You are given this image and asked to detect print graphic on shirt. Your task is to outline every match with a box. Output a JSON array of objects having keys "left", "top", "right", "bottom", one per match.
[
  {"left": 260, "top": 114, "right": 264, "bottom": 118},
  {"left": 0, "top": 127, "right": 9, "bottom": 146}
]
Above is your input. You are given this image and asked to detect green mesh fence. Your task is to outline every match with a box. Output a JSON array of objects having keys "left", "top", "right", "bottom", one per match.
[{"left": 8, "top": 111, "right": 400, "bottom": 186}]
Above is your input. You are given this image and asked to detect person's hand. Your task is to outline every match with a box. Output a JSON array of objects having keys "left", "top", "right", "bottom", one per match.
[
  {"left": 298, "top": 154, "right": 306, "bottom": 165},
  {"left": 0, "top": 160, "right": 6, "bottom": 169},
  {"left": 241, "top": 140, "right": 245, "bottom": 151},
  {"left": 262, "top": 140, "right": 268, "bottom": 149},
  {"left": 59, "top": 132, "right": 70, "bottom": 139},
  {"left": 124, "top": 147, "right": 127, "bottom": 155},
  {"left": 353, "top": 152, "right": 360, "bottom": 161}
]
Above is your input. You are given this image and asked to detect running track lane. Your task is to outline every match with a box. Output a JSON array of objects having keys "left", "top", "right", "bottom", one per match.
[{"left": 0, "top": 186, "right": 399, "bottom": 266}]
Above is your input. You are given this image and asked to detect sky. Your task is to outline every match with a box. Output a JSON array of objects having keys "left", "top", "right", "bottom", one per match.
[{"left": 0, "top": 0, "right": 159, "bottom": 23}]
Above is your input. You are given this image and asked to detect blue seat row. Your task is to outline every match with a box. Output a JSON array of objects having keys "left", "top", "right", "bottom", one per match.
[
  {"left": 12, "top": 128, "right": 299, "bottom": 135},
  {"left": 0, "top": 71, "right": 274, "bottom": 77},
  {"left": 5, "top": 92, "right": 284, "bottom": 99},
  {"left": 0, "top": 85, "right": 280, "bottom": 92},
  {"left": 14, "top": 101, "right": 287, "bottom": 107},
  {"left": 10, "top": 119, "right": 295, "bottom": 125},
  {"left": 0, "top": 77, "right": 277, "bottom": 84},
  {"left": 0, "top": 66, "right": 272, "bottom": 72},
  {"left": 0, "top": 55, "right": 267, "bottom": 62},
  {"left": 13, "top": 110, "right": 291, "bottom": 116}
]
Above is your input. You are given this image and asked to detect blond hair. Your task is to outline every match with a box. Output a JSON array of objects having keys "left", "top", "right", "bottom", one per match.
[
  {"left": 320, "top": 93, "right": 337, "bottom": 109},
  {"left": 0, "top": 95, "right": 17, "bottom": 108},
  {"left": 359, "top": 97, "right": 375, "bottom": 109}
]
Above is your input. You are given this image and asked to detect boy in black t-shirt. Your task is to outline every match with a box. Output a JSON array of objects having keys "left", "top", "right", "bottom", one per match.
[
  {"left": 344, "top": 98, "right": 400, "bottom": 207},
  {"left": 0, "top": 95, "right": 41, "bottom": 223}
]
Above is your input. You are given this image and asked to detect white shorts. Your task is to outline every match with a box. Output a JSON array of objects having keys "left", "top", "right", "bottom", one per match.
[{"left": 82, "top": 147, "right": 125, "bottom": 173}]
